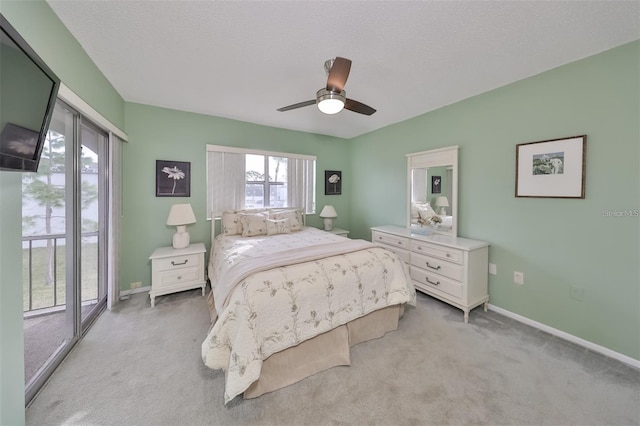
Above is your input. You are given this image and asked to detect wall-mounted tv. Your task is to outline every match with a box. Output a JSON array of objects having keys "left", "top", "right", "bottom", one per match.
[{"left": 0, "top": 13, "right": 60, "bottom": 172}]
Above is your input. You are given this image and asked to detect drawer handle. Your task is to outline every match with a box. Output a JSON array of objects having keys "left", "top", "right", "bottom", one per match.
[
  {"left": 171, "top": 259, "right": 189, "bottom": 266},
  {"left": 397, "top": 241, "right": 403, "bottom": 245},
  {"left": 417, "top": 246, "right": 422, "bottom": 250},
  {"left": 426, "top": 262, "right": 441, "bottom": 270},
  {"left": 446, "top": 253, "right": 451, "bottom": 258},
  {"left": 426, "top": 277, "right": 440, "bottom": 286},
  {"left": 177, "top": 276, "right": 182, "bottom": 280}
]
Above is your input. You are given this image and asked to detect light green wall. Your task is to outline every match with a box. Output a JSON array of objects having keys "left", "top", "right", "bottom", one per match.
[
  {"left": 0, "top": 1, "right": 125, "bottom": 421},
  {"left": 0, "top": 173, "right": 25, "bottom": 425},
  {"left": 349, "top": 41, "right": 640, "bottom": 360},
  {"left": 121, "top": 103, "right": 349, "bottom": 291}
]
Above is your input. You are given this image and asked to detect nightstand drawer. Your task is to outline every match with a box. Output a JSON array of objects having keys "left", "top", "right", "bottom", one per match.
[
  {"left": 372, "top": 231, "right": 409, "bottom": 250},
  {"left": 410, "top": 267, "right": 462, "bottom": 299},
  {"left": 411, "top": 252, "right": 463, "bottom": 281},
  {"left": 156, "top": 266, "right": 201, "bottom": 288},
  {"left": 155, "top": 253, "right": 200, "bottom": 272},
  {"left": 411, "top": 241, "right": 463, "bottom": 264}
]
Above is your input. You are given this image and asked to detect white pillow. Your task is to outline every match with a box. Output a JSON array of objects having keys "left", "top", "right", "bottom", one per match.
[
  {"left": 270, "top": 209, "right": 303, "bottom": 232},
  {"left": 222, "top": 211, "right": 242, "bottom": 236},
  {"left": 222, "top": 209, "right": 266, "bottom": 235},
  {"left": 417, "top": 203, "right": 437, "bottom": 220},
  {"left": 239, "top": 213, "right": 268, "bottom": 237},
  {"left": 266, "top": 218, "right": 291, "bottom": 236}
]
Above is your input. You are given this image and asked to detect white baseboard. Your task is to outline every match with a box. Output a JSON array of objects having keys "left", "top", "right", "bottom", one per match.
[
  {"left": 488, "top": 304, "right": 640, "bottom": 369},
  {"left": 120, "top": 285, "right": 150, "bottom": 298}
]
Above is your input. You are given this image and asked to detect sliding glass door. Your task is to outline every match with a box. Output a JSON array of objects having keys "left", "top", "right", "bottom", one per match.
[{"left": 23, "top": 100, "right": 108, "bottom": 403}]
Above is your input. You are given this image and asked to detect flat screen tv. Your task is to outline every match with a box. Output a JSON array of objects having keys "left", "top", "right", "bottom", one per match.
[{"left": 0, "top": 13, "right": 60, "bottom": 172}]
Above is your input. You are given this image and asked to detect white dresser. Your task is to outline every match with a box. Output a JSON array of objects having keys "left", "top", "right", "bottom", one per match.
[
  {"left": 371, "top": 225, "right": 489, "bottom": 323},
  {"left": 148, "top": 243, "right": 206, "bottom": 307}
]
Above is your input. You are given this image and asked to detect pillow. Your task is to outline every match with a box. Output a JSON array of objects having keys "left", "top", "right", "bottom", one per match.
[
  {"left": 222, "top": 209, "right": 266, "bottom": 235},
  {"left": 266, "top": 218, "right": 291, "bottom": 236},
  {"left": 417, "top": 203, "right": 437, "bottom": 220},
  {"left": 239, "top": 213, "right": 268, "bottom": 237},
  {"left": 270, "top": 209, "right": 303, "bottom": 232},
  {"left": 411, "top": 202, "right": 428, "bottom": 218}
]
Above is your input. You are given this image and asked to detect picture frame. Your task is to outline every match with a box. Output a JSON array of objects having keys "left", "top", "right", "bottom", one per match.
[
  {"left": 431, "top": 175, "right": 442, "bottom": 194},
  {"left": 156, "top": 160, "right": 191, "bottom": 197},
  {"left": 325, "top": 170, "right": 342, "bottom": 195},
  {"left": 515, "top": 135, "right": 586, "bottom": 198}
]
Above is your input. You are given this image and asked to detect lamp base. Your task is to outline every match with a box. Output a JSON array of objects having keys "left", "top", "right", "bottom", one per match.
[
  {"left": 439, "top": 208, "right": 447, "bottom": 216},
  {"left": 323, "top": 218, "right": 334, "bottom": 231},
  {"left": 172, "top": 226, "right": 190, "bottom": 249}
]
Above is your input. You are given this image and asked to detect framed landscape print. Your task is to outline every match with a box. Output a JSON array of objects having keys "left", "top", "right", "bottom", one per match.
[
  {"left": 325, "top": 170, "right": 342, "bottom": 195},
  {"left": 156, "top": 160, "right": 191, "bottom": 197},
  {"left": 515, "top": 135, "right": 586, "bottom": 198}
]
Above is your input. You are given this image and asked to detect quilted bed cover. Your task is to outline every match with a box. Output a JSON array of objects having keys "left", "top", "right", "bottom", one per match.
[{"left": 201, "top": 227, "right": 415, "bottom": 403}]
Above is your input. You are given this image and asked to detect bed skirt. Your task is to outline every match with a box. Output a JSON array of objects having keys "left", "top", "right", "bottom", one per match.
[
  {"left": 244, "top": 303, "right": 404, "bottom": 399},
  {"left": 205, "top": 290, "right": 405, "bottom": 399}
]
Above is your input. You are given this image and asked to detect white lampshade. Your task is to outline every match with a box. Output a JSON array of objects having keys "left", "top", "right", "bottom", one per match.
[
  {"left": 319, "top": 205, "right": 338, "bottom": 231},
  {"left": 319, "top": 205, "right": 338, "bottom": 218},
  {"left": 167, "top": 204, "right": 196, "bottom": 249},
  {"left": 435, "top": 196, "right": 449, "bottom": 216}
]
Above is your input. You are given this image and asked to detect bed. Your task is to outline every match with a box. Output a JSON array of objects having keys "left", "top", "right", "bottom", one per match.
[
  {"left": 410, "top": 201, "right": 453, "bottom": 230},
  {"left": 201, "top": 208, "right": 416, "bottom": 403}
]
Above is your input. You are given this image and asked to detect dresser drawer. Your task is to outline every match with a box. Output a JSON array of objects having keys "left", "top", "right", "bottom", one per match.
[
  {"left": 382, "top": 246, "right": 410, "bottom": 263},
  {"left": 372, "top": 231, "right": 409, "bottom": 250},
  {"left": 410, "top": 267, "right": 462, "bottom": 299},
  {"left": 154, "top": 253, "right": 201, "bottom": 272},
  {"left": 411, "top": 252, "right": 463, "bottom": 281},
  {"left": 411, "top": 241, "right": 463, "bottom": 264},
  {"left": 155, "top": 266, "right": 201, "bottom": 289}
]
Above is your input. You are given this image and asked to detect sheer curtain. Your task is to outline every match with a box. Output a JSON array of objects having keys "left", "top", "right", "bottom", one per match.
[
  {"left": 107, "top": 133, "right": 123, "bottom": 309},
  {"left": 288, "top": 158, "right": 315, "bottom": 214},
  {"left": 207, "top": 150, "right": 245, "bottom": 219}
]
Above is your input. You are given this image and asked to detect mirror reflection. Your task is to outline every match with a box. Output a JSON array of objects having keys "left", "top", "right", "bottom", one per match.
[{"left": 407, "top": 146, "right": 458, "bottom": 236}]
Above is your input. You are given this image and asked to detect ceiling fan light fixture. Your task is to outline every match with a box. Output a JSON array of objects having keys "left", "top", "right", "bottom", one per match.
[{"left": 316, "top": 89, "right": 345, "bottom": 114}]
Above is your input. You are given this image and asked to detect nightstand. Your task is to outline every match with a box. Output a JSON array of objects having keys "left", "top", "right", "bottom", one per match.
[
  {"left": 327, "top": 228, "right": 350, "bottom": 238},
  {"left": 148, "top": 243, "right": 206, "bottom": 307}
]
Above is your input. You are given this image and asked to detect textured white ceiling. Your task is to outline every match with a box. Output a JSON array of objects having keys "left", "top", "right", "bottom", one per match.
[{"left": 46, "top": 1, "right": 639, "bottom": 139}]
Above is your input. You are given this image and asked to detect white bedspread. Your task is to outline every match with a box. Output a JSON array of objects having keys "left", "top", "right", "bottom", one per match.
[{"left": 202, "top": 227, "right": 415, "bottom": 403}]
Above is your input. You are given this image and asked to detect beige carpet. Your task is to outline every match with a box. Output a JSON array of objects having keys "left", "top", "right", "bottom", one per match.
[{"left": 26, "top": 289, "right": 640, "bottom": 425}]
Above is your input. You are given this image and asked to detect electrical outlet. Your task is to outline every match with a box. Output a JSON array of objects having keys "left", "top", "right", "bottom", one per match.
[
  {"left": 489, "top": 263, "right": 497, "bottom": 275},
  {"left": 130, "top": 281, "right": 142, "bottom": 290},
  {"left": 514, "top": 271, "right": 524, "bottom": 285}
]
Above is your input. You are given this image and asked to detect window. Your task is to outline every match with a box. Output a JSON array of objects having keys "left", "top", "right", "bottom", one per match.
[
  {"left": 245, "top": 154, "right": 288, "bottom": 209},
  {"left": 206, "top": 145, "right": 316, "bottom": 219}
]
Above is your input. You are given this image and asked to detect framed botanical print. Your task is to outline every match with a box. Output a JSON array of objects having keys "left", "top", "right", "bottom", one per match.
[
  {"left": 325, "top": 170, "right": 342, "bottom": 195},
  {"left": 156, "top": 160, "right": 191, "bottom": 197}
]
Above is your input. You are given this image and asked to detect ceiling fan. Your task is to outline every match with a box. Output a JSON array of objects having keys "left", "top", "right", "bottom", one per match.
[{"left": 277, "top": 57, "right": 376, "bottom": 116}]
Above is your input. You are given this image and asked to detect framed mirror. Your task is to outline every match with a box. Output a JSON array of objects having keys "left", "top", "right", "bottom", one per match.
[{"left": 407, "top": 146, "right": 458, "bottom": 237}]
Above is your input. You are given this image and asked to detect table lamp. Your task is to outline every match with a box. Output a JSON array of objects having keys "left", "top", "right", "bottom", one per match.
[
  {"left": 319, "top": 205, "right": 338, "bottom": 231},
  {"left": 167, "top": 203, "right": 196, "bottom": 249},
  {"left": 435, "top": 196, "right": 449, "bottom": 216}
]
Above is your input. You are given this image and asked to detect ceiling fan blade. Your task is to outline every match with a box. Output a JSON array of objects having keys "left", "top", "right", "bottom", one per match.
[
  {"left": 326, "top": 57, "right": 352, "bottom": 92},
  {"left": 344, "top": 98, "right": 376, "bottom": 116},
  {"left": 277, "top": 99, "right": 316, "bottom": 112}
]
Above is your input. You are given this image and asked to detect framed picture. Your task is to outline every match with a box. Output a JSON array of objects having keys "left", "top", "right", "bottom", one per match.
[
  {"left": 515, "top": 135, "right": 586, "bottom": 198},
  {"left": 431, "top": 175, "right": 441, "bottom": 194},
  {"left": 156, "top": 160, "right": 191, "bottom": 197},
  {"left": 325, "top": 170, "right": 342, "bottom": 195}
]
